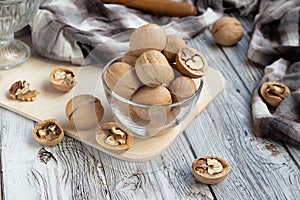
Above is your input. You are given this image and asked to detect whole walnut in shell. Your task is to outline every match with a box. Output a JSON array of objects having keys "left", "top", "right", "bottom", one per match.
[
  {"left": 162, "top": 35, "right": 187, "bottom": 63},
  {"left": 169, "top": 76, "right": 197, "bottom": 102},
  {"left": 135, "top": 50, "right": 174, "bottom": 87},
  {"left": 130, "top": 24, "right": 166, "bottom": 55},
  {"left": 122, "top": 50, "right": 140, "bottom": 66},
  {"left": 212, "top": 16, "right": 244, "bottom": 46},
  {"left": 131, "top": 86, "right": 172, "bottom": 120},
  {"left": 65, "top": 95, "right": 104, "bottom": 130},
  {"left": 105, "top": 62, "right": 141, "bottom": 99}
]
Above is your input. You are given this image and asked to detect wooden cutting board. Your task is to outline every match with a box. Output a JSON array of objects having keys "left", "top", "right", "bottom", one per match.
[{"left": 0, "top": 37, "right": 225, "bottom": 162}]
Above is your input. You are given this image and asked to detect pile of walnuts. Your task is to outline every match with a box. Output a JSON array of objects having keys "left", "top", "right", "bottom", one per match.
[{"left": 105, "top": 23, "right": 208, "bottom": 120}]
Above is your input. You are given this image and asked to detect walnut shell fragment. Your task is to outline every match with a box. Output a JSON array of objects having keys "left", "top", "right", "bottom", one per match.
[
  {"left": 260, "top": 81, "right": 290, "bottom": 107},
  {"left": 192, "top": 155, "right": 231, "bottom": 184},
  {"left": 176, "top": 48, "right": 208, "bottom": 78},
  {"left": 50, "top": 66, "right": 76, "bottom": 92},
  {"left": 9, "top": 80, "right": 39, "bottom": 101},
  {"left": 32, "top": 119, "right": 64, "bottom": 146},
  {"left": 95, "top": 122, "right": 133, "bottom": 151}
]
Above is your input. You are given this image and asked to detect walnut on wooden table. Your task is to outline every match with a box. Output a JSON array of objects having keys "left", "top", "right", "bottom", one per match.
[{"left": 32, "top": 119, "right": 64, "bottom": 146}]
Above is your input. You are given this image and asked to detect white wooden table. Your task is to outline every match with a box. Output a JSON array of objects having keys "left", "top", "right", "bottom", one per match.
[{"left": 1, "top": 14, "right": 299, "bottom": 200}]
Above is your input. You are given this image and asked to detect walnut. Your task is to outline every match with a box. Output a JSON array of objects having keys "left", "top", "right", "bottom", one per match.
[
  {"left": 105, "top": 62, "right": 141, "bottom": 99},
  {"left": 260, "top": 81, "right": 290, "bottom": 107},
  {"left": 212, "top": 16, "right": 244, "bottom": 46},
  {"left": 32, "top": 119, "right": 64, "bottom": 146},
  {"left": 131, "top": 85, "right": 172, "bottom": 120},
  {"left": 192, "top": 155, "right": 231, "bottom": 184},
  {"left": 175, "top": 48, "right": 208, "bottom": 78},
  {"left": 9, "top": 80, "right": 39, "bottom": 101},
  {"left": 129, "top": 23, "right": 166, "bottom": 55},
  {"left": 122, "top": 50, "right": 140, "bottom": 66},
  {"left": 50, "top": 66, "right": 76, "bottom": 92},
  {"left": 169, "top": 76, "right": 197, "bottom": 102},
  {"left": 135, "top": 50, "right": 174, "bottom": 87},
  {"left": 65, "top": 95, "right": 104, "bottom": 130},
  {"left": 95, "top": 122, "right": 133, "bottom": 151},
  {"left": 162, "top": 35, "right": 187, "bottom": 63}
]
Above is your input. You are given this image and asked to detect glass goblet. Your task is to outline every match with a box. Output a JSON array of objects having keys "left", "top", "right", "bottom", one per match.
[{"left": 0, "top": 0, "right": 40, "bottom": 70}]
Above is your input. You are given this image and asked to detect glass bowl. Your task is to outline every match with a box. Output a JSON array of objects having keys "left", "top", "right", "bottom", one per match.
[
  {"left": 102, "top": 57, "right": 204, "bottom": 138},
  {"left": 0, "top": 0, "right": 40, "bottom": 70}
]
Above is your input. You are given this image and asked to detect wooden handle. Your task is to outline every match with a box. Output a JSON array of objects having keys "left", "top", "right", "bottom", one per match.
[{"left": 101, "top": 0, "right": 197, "bottom": 17}]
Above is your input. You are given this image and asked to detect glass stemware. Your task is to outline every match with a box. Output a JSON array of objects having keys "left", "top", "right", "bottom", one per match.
[{"left": 0, "top": 0, "right": 40, "bottom": 70}]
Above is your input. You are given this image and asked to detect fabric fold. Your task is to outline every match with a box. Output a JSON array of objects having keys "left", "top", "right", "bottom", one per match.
[{"left": 249, "top": 0, "right": 300, "bottom": 145}]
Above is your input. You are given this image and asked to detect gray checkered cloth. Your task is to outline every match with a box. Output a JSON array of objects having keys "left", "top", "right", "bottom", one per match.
[
  {"left": 31, "top": 0, "right": 224, "bottom": 65},
  {"left": 248, "top": 0, "right": 300, "bottom": 145},
  {"left": 31, "top": 0, "right": 258, "bottom": 65}
]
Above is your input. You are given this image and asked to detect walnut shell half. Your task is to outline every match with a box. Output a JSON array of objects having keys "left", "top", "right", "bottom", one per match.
[
  {"left": 95, "top": 122, "right": 133, "bottom": 151},
  {"left": 260, "top": 81, "right": 290, "bottom": 107},
  {"left": 175, "top": 48, "right": 208, "bottom": 78},
  {"left": 50, "top": 66, "right": 76, "bottom": 92},
  {"left": 32, "top": 119, "right": 64, "bottom": 146},
  {"left": 192, "top": 155, "right": 231, "bottom": 184}
]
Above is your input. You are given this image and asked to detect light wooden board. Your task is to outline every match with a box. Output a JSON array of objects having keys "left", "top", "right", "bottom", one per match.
[{"left": 0, "top": 53, "right": 225, "bottom": 162}]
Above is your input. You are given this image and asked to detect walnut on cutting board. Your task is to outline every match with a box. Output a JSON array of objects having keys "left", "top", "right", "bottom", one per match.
[
  {"left": 9, "top": 80, "right": 39, "bottom": 101},
  {"left": 95, "top": 122, "right": 133, "bottom": 151},
  {"left": 50, "top": 66, "right": 76, "bottom": 92}
]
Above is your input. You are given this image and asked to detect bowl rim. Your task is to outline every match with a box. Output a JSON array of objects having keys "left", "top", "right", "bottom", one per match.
[{"left": 101, "top": 56, "right": 204, "bottom": 108}]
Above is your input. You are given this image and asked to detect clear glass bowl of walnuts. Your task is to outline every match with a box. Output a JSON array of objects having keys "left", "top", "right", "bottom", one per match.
[
  {"left": 102, "top": 54, "right": 205, "bottom": 138},
  {"left": 102, "top": 23, "right": 207, "bottom": 138}
]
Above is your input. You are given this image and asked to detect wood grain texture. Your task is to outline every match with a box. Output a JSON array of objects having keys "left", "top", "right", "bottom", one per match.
[
  {"left": 0, "top": 13, "right": 299, "bottom": 200},
  {"left": 185, "top": 18, "right": 300, "bottom": 200}
]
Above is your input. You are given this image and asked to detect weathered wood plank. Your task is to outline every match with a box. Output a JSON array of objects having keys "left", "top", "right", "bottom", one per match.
[
  {"left": 0, "top": 107, "right": 110, "bottom": 200},
  {"left": 0, "top": 105, "right": 214, "bottom": 199},
  {"left": 184, "top": 17, "right": 300, "bottom": 200},
  {"left": 95, "top": 134, "right": 213, "bottom": 200}
]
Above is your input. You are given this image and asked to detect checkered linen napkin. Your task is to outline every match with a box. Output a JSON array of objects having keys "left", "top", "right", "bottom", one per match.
[
  {"left": 248, "top": 0, "right": 300, "bottom": 145},
  {"left": 31, "top": 0, "right": 224, "bottom": 65}
]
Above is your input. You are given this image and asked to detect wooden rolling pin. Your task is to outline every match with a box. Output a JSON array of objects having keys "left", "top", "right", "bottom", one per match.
[{"left": 101, "top": 0, "right": 197, "bottom": 17}]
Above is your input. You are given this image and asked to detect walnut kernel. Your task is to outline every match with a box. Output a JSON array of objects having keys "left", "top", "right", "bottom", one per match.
[{"left": 9, "top": 80, "right": 39, "bottom": 101}]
